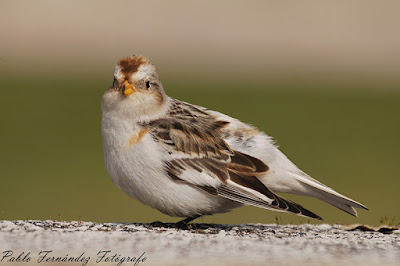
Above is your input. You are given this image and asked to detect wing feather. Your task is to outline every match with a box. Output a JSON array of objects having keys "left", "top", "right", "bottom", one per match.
[{"left": 147, "top": 99, "right": 322, "bottom": 220}]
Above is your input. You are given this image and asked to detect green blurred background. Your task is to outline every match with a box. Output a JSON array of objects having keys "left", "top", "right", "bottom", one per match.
[{"left": 1, "top": 1, "right": 399, "bottom": 226}]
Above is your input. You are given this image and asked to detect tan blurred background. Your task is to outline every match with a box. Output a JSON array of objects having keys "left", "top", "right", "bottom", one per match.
[
  {"left": 1, "top": 0, "right": 400, "bottom": 86},
  {"left": 0, "top": 1, "right": 399, "bottom": 226}
]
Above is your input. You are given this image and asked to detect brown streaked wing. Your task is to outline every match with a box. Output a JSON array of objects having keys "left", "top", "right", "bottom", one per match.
[
  {"left": 149, "top": 118, "right": 233, "bottom": 159},
  {"left": 217, "top": 182, "right": 323, "bottom": 220},
  {"left": 165, "top": 158, "right": 230, "bottom": 184},
  {"left": 164, "top": 149, "right": 322, "bottom": 219},
  {"left": 150, "top": 99, "right": 322, "bottom": 219},
  {"left": 229, "top": 151, "right": 269, "bottom": 175}
]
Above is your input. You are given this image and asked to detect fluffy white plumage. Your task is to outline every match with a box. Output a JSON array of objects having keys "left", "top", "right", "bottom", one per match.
[{"left": 101, "top": 55, "right": 367, "bottom": 223}]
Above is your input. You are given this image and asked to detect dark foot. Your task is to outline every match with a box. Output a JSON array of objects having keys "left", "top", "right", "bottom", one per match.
[{"left": 174, "top": 216, "right": 200, "bottom": 230}]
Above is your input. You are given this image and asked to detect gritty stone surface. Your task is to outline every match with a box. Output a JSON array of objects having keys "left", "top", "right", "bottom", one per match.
[{"left": 0, "top": 220, "right": 399, "bottom": 265}]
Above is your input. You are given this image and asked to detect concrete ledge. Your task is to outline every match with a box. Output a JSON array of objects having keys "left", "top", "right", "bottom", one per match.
[{"left": 0, "top": 220, "right": 399, "bottom": 265}]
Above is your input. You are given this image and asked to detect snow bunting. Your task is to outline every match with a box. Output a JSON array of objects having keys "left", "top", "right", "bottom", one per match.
[{"left": 101, "top": 55, "right": 367, "bottom": 225}]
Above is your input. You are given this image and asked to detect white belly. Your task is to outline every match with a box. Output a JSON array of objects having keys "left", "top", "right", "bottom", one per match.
[{"left": 101, "top": 114, "right": 239, "bottom": 217}]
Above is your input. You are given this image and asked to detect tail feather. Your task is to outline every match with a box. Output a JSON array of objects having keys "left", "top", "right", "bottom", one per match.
[
  {"left": 316, "top": 193, "right": 358, "bottom": 217},
  {"left": 266, "top": 171, "right": 368, "bottom": 216},
  {"left": 296, "top": 174, "right": 368, "bottom": 215}
]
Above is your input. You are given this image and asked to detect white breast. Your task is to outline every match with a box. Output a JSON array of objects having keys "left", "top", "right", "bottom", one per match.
[{"left": 101, "top": 112, "right": 238, "bottom": 217}]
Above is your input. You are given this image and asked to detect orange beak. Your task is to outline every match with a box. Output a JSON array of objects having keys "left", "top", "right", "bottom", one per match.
[{"left": 121, "top": 80, "right": 134, "bottom": 96}]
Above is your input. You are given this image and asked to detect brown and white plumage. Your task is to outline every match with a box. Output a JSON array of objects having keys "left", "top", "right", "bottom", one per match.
[{"left": 101, "top": 55, "right": 367, "bottom": 223}]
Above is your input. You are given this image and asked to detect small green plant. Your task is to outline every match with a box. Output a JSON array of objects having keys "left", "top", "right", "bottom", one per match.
[
  {"left": 275, "top": 216, "right": 283, "bottom": 225},
  {"left": 379, "top": 216, "right": 400, "bottom": 227}
]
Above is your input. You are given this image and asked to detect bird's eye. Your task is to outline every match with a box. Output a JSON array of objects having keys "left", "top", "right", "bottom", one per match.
[{"left": 145, "top": 80, "right": 151, "bottom": 89}]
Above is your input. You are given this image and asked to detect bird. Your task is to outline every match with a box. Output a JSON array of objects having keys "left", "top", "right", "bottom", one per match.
[{"left": 101, "top": 55, "right": 367, "bottom": 226}]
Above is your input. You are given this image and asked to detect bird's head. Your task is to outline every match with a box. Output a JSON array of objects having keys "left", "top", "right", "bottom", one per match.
[{"left": 102, "top": 55, "right": 168, "bottom": 121}]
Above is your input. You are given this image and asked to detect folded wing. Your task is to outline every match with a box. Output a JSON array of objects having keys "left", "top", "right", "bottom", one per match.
[{"left": 147, "top": 102, "right": 322, "bottom": 220}]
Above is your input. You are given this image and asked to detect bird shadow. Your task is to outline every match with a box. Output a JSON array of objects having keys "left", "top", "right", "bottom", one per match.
[{"left": 121, "top": 221, "right": 279, "bottom": 233}]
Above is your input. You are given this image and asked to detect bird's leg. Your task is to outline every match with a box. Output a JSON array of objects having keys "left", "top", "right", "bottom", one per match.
[{"left": 175, "top": 215, "right": 201, "bottom": 229}]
